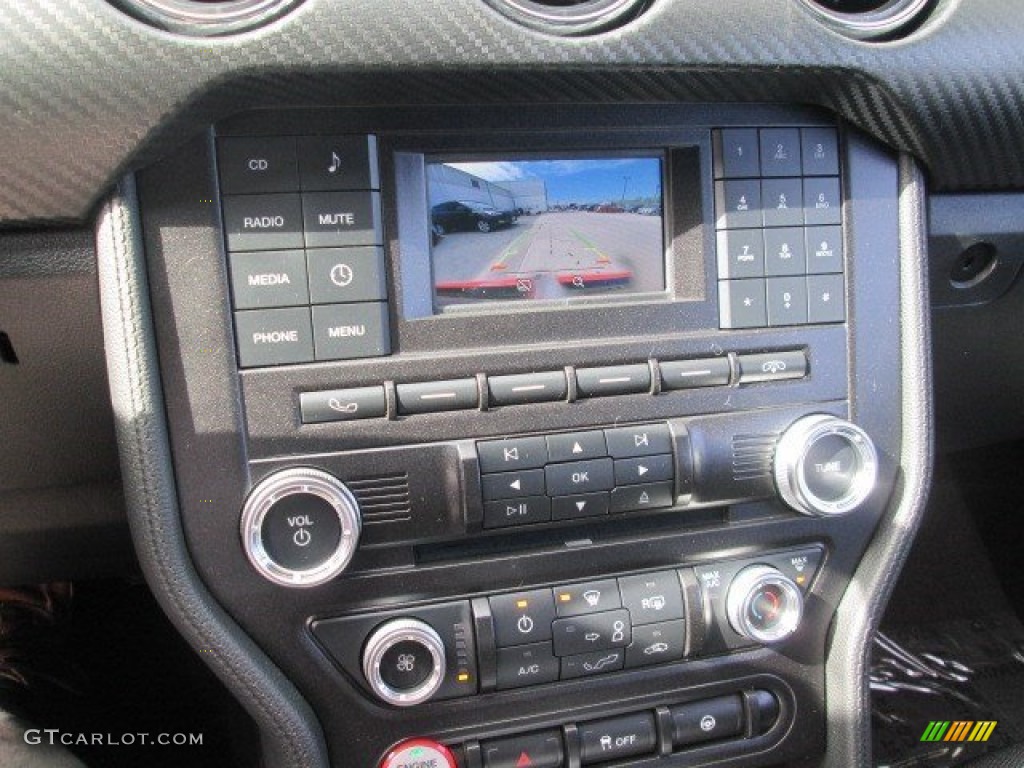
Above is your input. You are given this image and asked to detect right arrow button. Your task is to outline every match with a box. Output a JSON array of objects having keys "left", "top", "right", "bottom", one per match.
[{"left": 613, "top": 454, "right": 674, "bottom": 486}]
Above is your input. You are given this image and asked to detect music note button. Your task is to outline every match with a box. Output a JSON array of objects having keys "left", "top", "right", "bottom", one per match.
[{"left": 297, "top": 135, "right": 379, "bottom": 192}]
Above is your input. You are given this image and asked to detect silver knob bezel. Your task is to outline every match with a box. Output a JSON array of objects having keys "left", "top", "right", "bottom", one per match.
[
  {"left": 362, "top": 619, "right": 446, "bottom": 708},
  {"left": 774, "top": 414, "right": 879, "bottom": 517},
  {"left": 726, "top": 565, "right": 804, "bottom": 645},
  {"left": 240, "top": 467, "right": 361, "bottom": 588}
]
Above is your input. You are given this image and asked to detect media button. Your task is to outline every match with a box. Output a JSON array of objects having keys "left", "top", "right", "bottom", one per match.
[
  {"left": 495, "top": 642, "right": 559, "bottom": 690},
  {"left": 489, "top": 589, "right": 556, "bottom": 648},
  {"left": 609, "top": 482, "right": 674, "bottom": 514},
  {"left": 545, "top": 459, "right": 614, "bottom": 497},
  {"left": 302, "top": 191, "right": 383, "bottom": 248},
  {"left": 229, "top": 249, "right": 309, "bottom": 310},
  {"left": 311, "top": 302, "right": 390, "bottom": 361},
  {"left": 550, "top": 493, "right": 609, "bottom": 522},
  {"left": 222, "top": 193, "right": 303, "bottom": 252},
  {"left": 575, "top": 364, "right": 651, "bottom": 398},
  {"left": 552, "top": 579, "right": 621, "bottom": 618},
  {"left": 546, "top": 430, "right": 607, "bottom": 463},
  {"left": 604, "top": 424, "right": 672, "bottom": 458},
  {"left": 478, "top": 436, "right": 548, "bottom": 473},
  {"left": 297, "top": 135, "right": 379, "bottom": 192},
  {"left": 299, "top": 386, "right": 387, "bottom": 424},
  {"left": 217, "top": 136, "right": 298, "bottom": 195},
  {"left": 618, "top": 571, "right": 685, "bottom": 625},
  {"left": 481, "top": 469, "right": 545, "bottom": 501},
  {"left": 307, "top": 246, "right": 387, "bottom": 305},
  {"left": 483, "top": 496, "right": 550, "bottom": 530},
  {"left": 234, "top": 307, "right": 313, "bottom": 368}
]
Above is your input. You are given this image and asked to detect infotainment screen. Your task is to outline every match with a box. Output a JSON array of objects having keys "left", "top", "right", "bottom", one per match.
[{"left": 426, "top": 155, "right": 666, "bottom": 311}]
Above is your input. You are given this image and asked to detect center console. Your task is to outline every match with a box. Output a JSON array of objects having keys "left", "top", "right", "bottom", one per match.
[{"left": 134, "top": 103, "right": 902, "bottom": 768}]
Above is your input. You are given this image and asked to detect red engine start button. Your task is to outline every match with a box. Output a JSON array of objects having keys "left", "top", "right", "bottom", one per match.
[{"left": 380, "top": 739, "right": 457, "bottom": 768}]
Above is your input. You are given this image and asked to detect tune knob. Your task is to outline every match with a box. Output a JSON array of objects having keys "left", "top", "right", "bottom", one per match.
[
  {"left": 363, "top": 619, "right": 447, "bottom": 707},
  {"left": 773, "top": 414, "right": 878, "bottom": 517},
  {"left": 726, "top": 565, "right": 804, "bottom": 644},
  {"left": 240, "top": 467, "right": 361, "bottom": 588}
]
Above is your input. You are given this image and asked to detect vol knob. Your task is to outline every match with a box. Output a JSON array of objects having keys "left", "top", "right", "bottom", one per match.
[
  {"left": 773, "top": 414, "right": 878, "bottom": 517},
  {"left": 240, "top": 467, "right": 361, "bottom": 588},
  {"left": 726, "top": 565, "right": 804, "bottom": 644},
  {"left": 363, "top": 619, "right": 447, "bottom": 707}
]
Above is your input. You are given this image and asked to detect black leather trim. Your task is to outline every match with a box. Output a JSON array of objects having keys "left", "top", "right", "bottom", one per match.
[
  {"left": 95, "top": 175, "right": 329, "bottom": 768},
  {"left": 822, "top": 155, "right": 934, "bottom": 766},
  {"left": 961, "top": 745, "right": 1024, "bottom": 768}
]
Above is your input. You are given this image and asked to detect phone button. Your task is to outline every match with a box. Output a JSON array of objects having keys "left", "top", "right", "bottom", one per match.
[{"left": 299, "top": 386, "right": 387, "bottom": 424}]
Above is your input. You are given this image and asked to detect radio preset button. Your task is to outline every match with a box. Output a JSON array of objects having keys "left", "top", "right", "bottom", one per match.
[
  {"left": 579, "top": 712, "right": 657, "bottom": 765},
  {"left": 478, "top": 437, "right": 548, "bottom": 473},
  {"left": 483, "top": 496, "right": 550, "bottom": 529},
  {"left": 618, "top": 571, "right": 685, "bottom": 625},
  {"left": 764, "top": 227, "right": 807, "bottom": 277},
  {"left": 625, "top": 619, "right": 685, "bottom": 668},
  {"left": 801, "top": 127, "right": 840, "bottom": 177},
  {"left": 297, "top": 135, "right": 379, "bottom": 192},
  {"left": 552, "top": 579, "right": 621, "bottom": 618},
  {"left": 613, "top": 454, "right": 673, "bottom": 486},
  {"left": 759, "top": 128, "right": 802, "bottom": 177},
  {"left": 299, "top": 386, "right": 387, "bottom": 424},
  {"left": 560, "top": 648, "right": 624, "bottom": 680},
  {"left": 716, "top": 228, "right": 765, "bottom": 280},
  {"left": 803, "top": 177, "right": 842, "bottom": 226},
  {"left": 550, "top": 492, "right": 609, "bottom": 522},
  {"left": 546, "top": 430, "right": 607, "bottom": 463},
  {"left": 302, "top": 190, "right": 383, "bottom": 248},
  {"left": 805, "top": 226, "right": 844, "bottom": 275},
  {"left": 736, "top": 351, "right": 808, "bottom": 383},
  {"left": 660, "top": 358, "right": 731, "bottom": 390},
  {"left": 307, "top": 246, "right": 387, "bottom": 305},
  {"left": 488, "top": 371, "right": 568, "bottom": 407},
  {"left": 234, "top": 307, "right": 314, "bottom": 368},
  {"left": 312, "top": 302, "right": 390, "bottom": 361},
  {"left": 397, "top": 378, "right": 478, "bottom": 415},
  {"left": 575, "top": 364, "right": 651, "bottom": 398},
  {"left": 609, "top": 482, "right": 674, "bottom": 514},
  {"left": 495, "top": 642, "right": 559, "bottom": 690},
  {"left": 808, "top": 273, "right": 846, "bottom": 324},
  {"left": 714, "top": 179, "right": 762, "bottom": 230},
  {"left": 766, "top": 276, "right": 809, "bottom": 327},
  {"left": 218, "top": 136, "right": 298, "bottom": 195},
  {"left": 489, "top": 590, "right": 557, "bottom": 648},
  {"left": 761, "top": 178, "right": 804, "bottom": 228},
  {"left": 604, "top": 424, "right": 672, "bottom": 458},
  {"left": 545, "top": 458, "right": 614, "bottom": 497},
  {"left": 229, "top": 249, "right": 309, "bottom": 310},
  {"left": 718, "top": 278, "right": 767, "bottom": 329},
  {"left": 713, "top": 129, "right": 760, "bottom": 179},
  {"left": 222, "top": 193, "right": 304, "bottom": 252},
  {"left": 552, "top": 609, "right": 631, "bottom": 657},
  {"left": 481, "top": 469, "right": 545, "bottom": 501}
]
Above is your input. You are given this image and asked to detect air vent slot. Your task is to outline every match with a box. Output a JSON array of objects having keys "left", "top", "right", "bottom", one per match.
[
  {"left": 799, "top": 0, "right": 933, "bottom": 40},
  {"left": 486, "top": 0, "right": 650, "bottom": 35},
  {"left": 110, "top": 0, "right": 302, "bottom": 35},
  {"left": 348, "top": 474, "right": 412, "bottom": 525},
  {"left": 732, "top": 433, "right": 779, "bottom": 482}
]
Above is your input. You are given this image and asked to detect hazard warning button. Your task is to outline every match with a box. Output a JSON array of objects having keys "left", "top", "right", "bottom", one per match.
[
  {"left": 481, "top": 729, "right": 564, "bottom": 768},
  {"left": 380, "top": 739, "right": 457, "bottom": 768}
]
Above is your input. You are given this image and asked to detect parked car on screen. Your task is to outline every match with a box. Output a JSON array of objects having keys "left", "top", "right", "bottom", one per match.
[{"left": 431, "top": 200, "right": 516, "bottom": 234}]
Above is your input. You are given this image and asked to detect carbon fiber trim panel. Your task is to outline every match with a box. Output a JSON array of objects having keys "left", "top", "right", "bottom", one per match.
[{"left": 0, "top": 0, "right": 1021, "bottom": 223}]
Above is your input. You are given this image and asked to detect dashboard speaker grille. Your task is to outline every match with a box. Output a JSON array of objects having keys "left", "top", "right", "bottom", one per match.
[
  {"left": 348, "top": 474, "right": 413, "bottom": 525},
  {"left": 732, "top": 433, "right": 780, "bottom": 482}
]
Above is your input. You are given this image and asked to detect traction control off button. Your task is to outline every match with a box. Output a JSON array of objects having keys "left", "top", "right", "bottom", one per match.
[{"left": 380, "top": 738, "right": 457, "bottom": 768}]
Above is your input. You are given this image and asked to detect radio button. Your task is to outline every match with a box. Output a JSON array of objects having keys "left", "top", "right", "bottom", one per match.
[
  {"left": 552, "top": 609, "right": 631, "bottom": 657},
  {"left": 759, "top": 128, "right": 802, "bottom": 177},
  {"left": 764, "top": 227, "right": 807, "bottom": 277},
  {"left": 307, "top": 246, "right": 387, "bottom": 305},
  {"left": 718, "top": 278, "right": 767, "bottom": 329},
  {"left": 229, "top": 249, "right": 309, "bottom": 310},
  {"left": 222, "top": 193, "right": 304, "bottom": 252},
  {"left": 546, "top": 430, "right": 607, "bottom": 463},
  {"left": 716, "top": 228, "right": 765, "bottom": 280},
  {"left": 803, "top": 176, "right": 842, "bottom": 226},
  {"left": 625, "top": 619, "right": 686, "bottom": 668},
  {"left": 481, "top": 469, "right": 545, "bottom": 501},
  {"left": 312, "top": 302, "right": 390, "bottom": 361},
  {"left": 297, "top": 135, "right": 378, "bottom": 192},
  {"left": 550, "top": 493, "right": 610, "bottom": 522},
  {"left": 604, "top": 424, "right": 672, "bottom": 458},
  {"left": 801, "top": 127, "right": 840, "bottom": 177},
  {"left": 575, "top": 364, "right": 651, "bottom": 398},
  {"left": 736, "top": 350, "right": 808, "bottom": 383},
  {"left": 299, "top": 386, "right": 387, "bottom": 424},
  {"left": 552, "top": 579, "right": 621, "bottom": 618},
  {"left": 660, "top": 358, "right": 731, "bottom": 390},
  {"left": 483, "top": 496, "right": 550, "bottom": 530},
  {"left": 713, "top": 129, "right": 760, "bottom": 179},
  {"left": 714, "top": 179, "right": 762, "bottom": 230},
  {"left": 545, "top": 459, "right": 614, "bottom": 497},
  {"left": 488, "top": 371, "right": 568, "bottom": 406},
  {"left": 609, "top": 482, "right": 674, "bottom": 514},
  {"left": 218, "top": 136, "right": 298, "bottom": 195},
  {"left": 614, "top": 454, "right": 673, "bottom": 486},
  {"left": 618, "top": 571, "right": 685, "bottom": 625},
  {"left": 766, "top": 276, "right": 809, "bottom": 327},
  {"left": 496, "top": 642, "right": 559, "bottom": 690},
  {"left": 761, "top": 178, "right": 805, "bottom": 228},
  {"left": 302, "top": 190, "right": 383, "bottom": 248},
  {"left": 560, "top": 648, "right": 624, "bottom": 680},
  {"left": 478, "top": 436, "right": 548, "bottom": 473},
  {"left": 397, "top": 378, "right": 477, "bottom": 415},
  {"left": 489, "top": 589, "right": 556, "bottom": 647},
  {"left": 579, "top": 712, "right": 657, "bottom": 765},
  {"left": 234, "top": 307, "right": 314, "bottom": 368}
]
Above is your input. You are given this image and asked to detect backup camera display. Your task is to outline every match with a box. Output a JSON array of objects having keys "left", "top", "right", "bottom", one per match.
[{"left": 427, "top": 155, "right": 665, "bottom": 310}]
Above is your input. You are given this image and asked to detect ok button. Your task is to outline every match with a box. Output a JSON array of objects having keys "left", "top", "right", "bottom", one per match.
[{"left": 545, "top": 458, "right": 615, "bottom": 497}]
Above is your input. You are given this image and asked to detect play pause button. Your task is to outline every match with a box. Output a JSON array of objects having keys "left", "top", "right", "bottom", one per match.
[{"left": 551, "top": 492, "right": 610, "bottom": 522}]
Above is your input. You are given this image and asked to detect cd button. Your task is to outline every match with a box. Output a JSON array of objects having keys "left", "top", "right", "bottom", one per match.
[
  {"left": 604, "top": 424, "right": 672, "bottom": 458},
  {"left": 552, "top": 579, "right": 621, "bottom": 618},
  {"left": 489, "top": 589, "right": 556, "bottom": 648},
  {"left": 550, "top": 493, "right": 609, "bottom": 522},
  {"left": 575, "top": 364, "right": 651, "bottom": 398},
  {"left": 545, "top": 459, "right": 614, "bottom": 497},
  {"left": 546, "top": 430, "right": 607, "bottom": 463},
  {"left": 477, "top": 436, "right": 548, "bottom": 473},
  {"left": 217, "top": 136, "right": 298, "bottom": 195},
  {"left": 609, "top": 482, "right": 674, "bottom": 514},
  {"left": 495, "top": 642, "right": 559, "bottom": 690},
  {"left": 483, "top": 496, "right": 550, "bottom": 530}
]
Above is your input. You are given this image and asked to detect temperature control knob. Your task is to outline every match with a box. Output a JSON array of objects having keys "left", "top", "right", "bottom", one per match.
[
  {"left": 774, "top": 414, "right": 878, "bottom": 517},
  {"left": 726, "top": 565, "right": 804, "bottom": 644},
  {"left": 240, "top": 467, "right": 361, "bottom": 588},
  {"left": 363, "top": 618, "right": 446, "bottom": 707}
]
